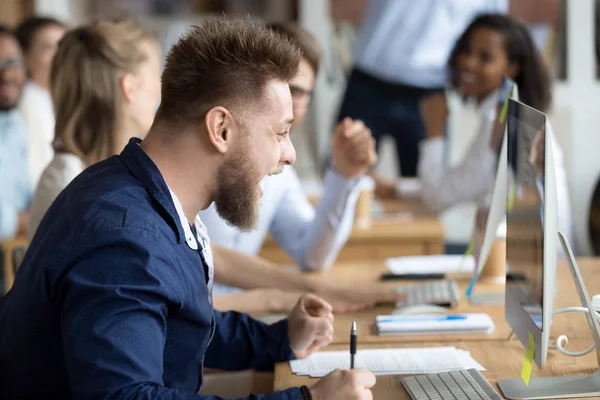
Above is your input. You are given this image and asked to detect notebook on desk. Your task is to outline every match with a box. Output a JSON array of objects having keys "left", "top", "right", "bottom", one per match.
[
  {"left": 376, "top": 313, "right": 494, "bottom": 335},
  {"left": 386, "top": 255, "right": 476, "bottom": 275}
]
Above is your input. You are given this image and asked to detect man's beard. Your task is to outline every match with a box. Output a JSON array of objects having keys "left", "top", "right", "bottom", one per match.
[{"left": 214, "top": 141, "right": 262, "bottom": 232}]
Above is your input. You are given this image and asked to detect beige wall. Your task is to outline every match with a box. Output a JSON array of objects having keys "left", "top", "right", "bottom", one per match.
[{"left": 0, "top": 0, "right": 25, "bottom": 28}]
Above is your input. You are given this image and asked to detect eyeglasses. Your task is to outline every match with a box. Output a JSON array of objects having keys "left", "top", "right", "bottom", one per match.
[{"left": 0, "top": 58, "right": 24, "bottom": 71}]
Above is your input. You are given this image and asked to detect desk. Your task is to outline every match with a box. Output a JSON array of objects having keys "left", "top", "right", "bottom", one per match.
[
  {"left": 259, "top": 199, "right": 444, "bottom": 264},
  {"left": 274, "top": 340, "right": 599, "bottom": 399},
  {"left": 306, "top": 258, "right": 600, "bottom": 345}
]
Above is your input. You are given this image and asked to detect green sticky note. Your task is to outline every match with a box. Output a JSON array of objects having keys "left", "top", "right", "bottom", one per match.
[
  {"left": 521, "top": 331, "right": 535, "bottom": 386},
  {"left": 458, "top": 240, "right": 474, "bottom": 272}
]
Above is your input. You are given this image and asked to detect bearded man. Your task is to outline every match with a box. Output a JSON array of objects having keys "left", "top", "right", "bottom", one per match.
[{"left": 0, "top": 17, "right": 376, "bottom": 400}]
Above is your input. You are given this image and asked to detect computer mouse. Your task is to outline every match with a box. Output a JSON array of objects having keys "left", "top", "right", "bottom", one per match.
[{"left": 392, "top": 304, "right": 449, "bottom": 315}]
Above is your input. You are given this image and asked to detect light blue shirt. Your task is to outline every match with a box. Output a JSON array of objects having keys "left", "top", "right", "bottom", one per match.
[
  {"left": 0, "top": 110, "right": 32, "bottom": 240},
  {"left": 353, "top": 0, "right": 508, "bottom": 87},
  {"left": 199, "top": 166, "right": 361, "bottom": 284}
]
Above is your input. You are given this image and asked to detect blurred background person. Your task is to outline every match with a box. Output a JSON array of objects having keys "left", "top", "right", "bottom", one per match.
[
  {"left": 417, "top": 13, "right": 570, "bottom": 254},
  {"left": 15, "top": 16, "right": 66, "bottom": 186},
  {"left": 0, "top": 25, "right": 31, "bottom": 241},
  {"left": 331, "top": 0, "right": 560, "bottom": 199},
  {"left": 27, "top": 17, "right": 161, "bottom": 240},
  {"left": 335, "top": 0, "right": 508, "bottom": 199}
]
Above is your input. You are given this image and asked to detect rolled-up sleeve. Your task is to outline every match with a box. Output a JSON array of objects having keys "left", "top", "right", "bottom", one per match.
[
  {"left": 418, "top": 135, "right": 497, "bottom": 212},
  {"left": 269, "top": 168, "right": 361, "bottom": 271}
]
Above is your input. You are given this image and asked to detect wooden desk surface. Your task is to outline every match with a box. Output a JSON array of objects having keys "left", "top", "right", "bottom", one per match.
[
  {"left": 274, "top": 340, "right": 599, "bottom": 399},
  {"left": 307, "top": 258, "right": 600, "bottom": 345}
]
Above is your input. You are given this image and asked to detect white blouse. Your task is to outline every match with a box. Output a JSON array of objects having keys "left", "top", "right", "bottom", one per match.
[{"left": 28, "top": 153, "right": 84, "bottom": 241}]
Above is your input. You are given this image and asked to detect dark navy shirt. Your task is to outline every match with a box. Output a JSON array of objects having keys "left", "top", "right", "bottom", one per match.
[{"left": 0, "top": 138, "right": 301, "bottom": 399}]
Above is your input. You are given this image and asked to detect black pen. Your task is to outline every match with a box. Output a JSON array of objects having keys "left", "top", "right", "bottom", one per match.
[{"left": 350, "top": 320, "right": 357, "bottom": 369}]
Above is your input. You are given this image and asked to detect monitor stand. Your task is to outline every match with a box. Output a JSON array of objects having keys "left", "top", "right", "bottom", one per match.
[
  {"left": 469, "top": 273, "right": 526, "bottom": 305},
  {"left": 498, "top": 232, "right": 600, "bottom": 399},
  {"left": 469, "top": 292, "right": 504, "bottom": 305}
]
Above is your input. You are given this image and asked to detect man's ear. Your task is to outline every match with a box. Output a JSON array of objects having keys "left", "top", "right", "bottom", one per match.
[
  {"left": 205, "top": 106, "right": 232, "bottom": 154},
  {"left": 120, "top": 72, "right": 136, "bottom": 104}
]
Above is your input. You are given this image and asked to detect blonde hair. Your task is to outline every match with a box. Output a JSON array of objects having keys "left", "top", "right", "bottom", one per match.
[{"left": 51, "top": 17, "right": 156, "bottom": 166}]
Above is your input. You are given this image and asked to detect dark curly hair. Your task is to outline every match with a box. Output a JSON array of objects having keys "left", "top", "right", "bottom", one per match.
[{"left": 448, "top": 13, "right": 552, "bottom": 112}]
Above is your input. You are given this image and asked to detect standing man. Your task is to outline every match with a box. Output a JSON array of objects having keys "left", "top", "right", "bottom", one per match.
[{"left": 0, "top": 18, "right": 375, "bottom": 400}]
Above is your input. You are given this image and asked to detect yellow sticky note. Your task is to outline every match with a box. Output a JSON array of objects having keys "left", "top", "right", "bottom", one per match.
[
  {"left": 458, "top": 240, "right": 474, "bottom": 273},
  {"left": 508, "top": 181, "right": 516, "bottom": 212},
  {"left": 498, "top": 86, "right": 513, "bottom": 124},
  {"left": 521, "top": 331, "right": 535, "bottom": 386}
]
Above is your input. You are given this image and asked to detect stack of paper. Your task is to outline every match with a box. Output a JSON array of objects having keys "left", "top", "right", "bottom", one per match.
[
  {"left": 376, "top": 313, "right": 495, "bottom": 335},
  {"left": 289, "top": 347, "right": 485, "bottom": 377},
  {"left": 386, "top": 255, "right": 476, "bottom": 275}
]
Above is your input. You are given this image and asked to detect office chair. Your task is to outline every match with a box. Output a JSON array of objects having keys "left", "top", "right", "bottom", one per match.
[{"left": 590, "top": 175, "right": 600, "bottom": 256}]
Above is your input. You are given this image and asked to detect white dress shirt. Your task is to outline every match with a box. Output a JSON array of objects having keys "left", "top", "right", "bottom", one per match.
[
  {"left": 353, "top": 0, "right": 508, "bottom": 87},
  {"left": 28, "top": 153, "right": 83, "bottom": 241},
  {"left": 199, "top": 166, "right": 361, "bottom": 276},
  {"left": 0, "top": 110, "right": 32, "bottom": 240},
  {"left": 419, "top": 91, "right": 500, "bottom": 213},
  {"left": 169, "top": 189, "right": 214, "bottom": 303},
  {"left": 19, "top": 81, "right": 55, "bottom": 186}
]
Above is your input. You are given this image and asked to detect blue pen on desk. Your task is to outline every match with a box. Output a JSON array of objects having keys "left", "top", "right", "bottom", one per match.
[{"left": 378, "top": 315, "right": 468, "bottom": 324}]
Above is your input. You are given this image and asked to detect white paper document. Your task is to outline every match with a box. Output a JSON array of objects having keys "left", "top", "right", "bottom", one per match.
[
  {"left": 289, "top": 347, "right": 485, "bottom": 377},
  {"left": 386, "top": 255, "right": 475, "bottom": 275}
]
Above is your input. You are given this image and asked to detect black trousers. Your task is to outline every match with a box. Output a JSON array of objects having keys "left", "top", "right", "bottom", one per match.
[{"left": 337, "top": 68, "right": 444, "bottom": 177}]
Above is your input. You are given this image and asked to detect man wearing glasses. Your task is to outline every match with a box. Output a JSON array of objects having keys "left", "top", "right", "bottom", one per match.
[{"left": 0, "top": 25, "right": 31, "bottom": 241}]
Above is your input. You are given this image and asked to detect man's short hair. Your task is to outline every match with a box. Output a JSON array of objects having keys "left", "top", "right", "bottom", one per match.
[
  {"left": 15, "top": 16, "right": 66, "bottom": 53},
  {"left": 157, "top": 17, "right": 302, "bottom": 125},
  {"left": 266, "top": 22, "right": 322, "bottom": 75}
]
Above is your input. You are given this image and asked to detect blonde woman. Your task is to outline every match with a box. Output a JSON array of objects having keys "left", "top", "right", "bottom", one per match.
[{"left": 27, "top": 18, "right": 161, "bottom": 240}]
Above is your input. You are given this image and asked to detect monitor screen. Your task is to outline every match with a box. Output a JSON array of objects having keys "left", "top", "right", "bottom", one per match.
[
  {"left": 506, "top": 107, "right": 546, "bottom": 330},
  {"left": 471, "top": 77, "right": 515, "bottom": 271}
]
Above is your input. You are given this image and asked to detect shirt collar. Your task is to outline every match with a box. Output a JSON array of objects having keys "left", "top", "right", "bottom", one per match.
[
  {"left": 119, "top": 137, "right": 186, "bottom": 244},
  {"left": 168, "top": 188, "right": 201, "bottom": 251}
]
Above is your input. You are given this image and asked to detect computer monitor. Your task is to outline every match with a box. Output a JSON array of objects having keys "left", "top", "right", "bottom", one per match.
[
  {"left": 467, "top": 78, "right": 517, "bottom": 303},
  {"left": 503, "top": 99, "right": 557, "bottom": 368},
  {"left": 497, "top": 99, "right": 600, "bottom": 399}
]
